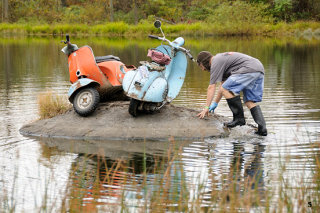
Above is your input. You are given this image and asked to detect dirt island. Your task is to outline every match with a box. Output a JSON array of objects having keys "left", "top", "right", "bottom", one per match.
[{"left": 20, "top": 101, "right": 231, "bottom": 141}]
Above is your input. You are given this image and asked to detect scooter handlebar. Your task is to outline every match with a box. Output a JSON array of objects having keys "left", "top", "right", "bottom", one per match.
[
  {"left": 62, "top": 34, "right": 70, "bottom": 44},
  {"left": 148, "top": 35, "right": 160, "bottom": 40},
  {"left": 186, "top": 51, "right": 194, "bottom": 61},
  {"left": 148, "top": 35, "right": 195, "bottom": 61},
  {"left": 177, "top": 46, "right": 194, "bottom": 61}
]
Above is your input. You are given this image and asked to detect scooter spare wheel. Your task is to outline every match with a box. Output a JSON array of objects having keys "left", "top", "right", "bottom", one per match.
[{"left": 73, "top": 87, "right": 100, "bottom": 117}]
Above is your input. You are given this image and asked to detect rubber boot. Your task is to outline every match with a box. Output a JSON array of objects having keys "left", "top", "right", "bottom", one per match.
[
  {"left": 225, "top": 96, "right": 246, "bottom": 128},
  {"left": 250, "top": 105, "right": 267, "bottom": 136}
]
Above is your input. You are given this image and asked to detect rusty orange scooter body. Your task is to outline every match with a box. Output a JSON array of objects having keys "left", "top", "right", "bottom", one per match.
[{"left": 61, "top": 35, "right": 135, "bottom": 116}]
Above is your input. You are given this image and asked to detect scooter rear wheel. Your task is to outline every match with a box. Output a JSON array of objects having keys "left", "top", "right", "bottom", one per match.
[
  {"left": 129, "top": 98, "right": 140, "bottom": 117},
  {"left": 73, "top": 87, "right": 100, "bottom": 117}
]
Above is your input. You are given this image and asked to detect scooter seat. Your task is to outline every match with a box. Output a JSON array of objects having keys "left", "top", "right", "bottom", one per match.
[
  {"left": 139, "top": 61, "right": 165, "bottom": 71},
  {"left": 95, "top": 55, "right": 120, "bottom": 63}
]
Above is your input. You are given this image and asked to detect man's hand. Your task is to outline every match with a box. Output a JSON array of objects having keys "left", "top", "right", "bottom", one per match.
[
  {"left": 209, "top": 102, "right": 218, "bottom": 113},
  {"left": 197, "top": 108, "right": 209, "bottom": 119}
]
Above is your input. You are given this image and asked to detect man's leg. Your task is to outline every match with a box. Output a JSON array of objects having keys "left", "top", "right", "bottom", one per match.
[
  {"left": 248, "top": 104, "right": 267, "bottom": 136},
  {"left": 221, "top": 88, "right": 234, "bottom": 99},
  {"left": 243, "top": 75, "right": 267, "bottom": 136},
  {"left": 245, "top": 101, "right": 256, "bottom": 109},
  {"left": 221, "top": 87, "right": 246, "bottom": 128}
]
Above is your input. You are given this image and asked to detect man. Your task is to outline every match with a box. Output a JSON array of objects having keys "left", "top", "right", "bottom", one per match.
[{"left": 196, "top": 51, "right": 267, "bottom": 136}]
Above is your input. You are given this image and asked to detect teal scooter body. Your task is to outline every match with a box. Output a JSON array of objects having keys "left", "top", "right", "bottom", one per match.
[{"left": 122, "top": 21, "right": 194, "bottom": 116}]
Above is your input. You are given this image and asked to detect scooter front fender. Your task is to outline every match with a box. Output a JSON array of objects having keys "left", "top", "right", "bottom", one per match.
[{"left": 68, "top": 78, "right": 100, "bottom": 102}]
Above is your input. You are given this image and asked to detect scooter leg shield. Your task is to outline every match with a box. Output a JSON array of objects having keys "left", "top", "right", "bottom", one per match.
[
  {"left": 250, "top": 105, "right": 268, "bottom": 136},
  {"left": 122, "top": 70, "right": 137, "bottom": 93},
  {"left": 225, "top": 96, "right": 246, "bottom": 128},
  {"left": 143, "top": 77, "right": 167, "bottom": 103}
]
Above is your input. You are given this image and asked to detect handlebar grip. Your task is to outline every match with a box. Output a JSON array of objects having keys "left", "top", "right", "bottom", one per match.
[
  {"left": 186, "top": 52, "right": 193, "bottom": 60},
  {"left": 148, "top": 35, "right": 159, "bottom": 39},
  {"left": 66, "top": 34, "right": 70, "bottom": 42}
]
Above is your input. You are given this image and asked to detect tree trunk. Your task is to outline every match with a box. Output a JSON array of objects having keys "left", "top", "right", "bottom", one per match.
[
  {"left": 134, "top": 0, "right": 138, "bottom": 25},
  {"left": 3, "top": 0, "right": 8, "bottom": 22},
  {"left": 110, "top": 0, "right": 114, "bottom": 22}
]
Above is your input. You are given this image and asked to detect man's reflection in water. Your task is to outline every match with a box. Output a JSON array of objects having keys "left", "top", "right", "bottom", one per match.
[
  {"left": 244, "top": 143, "right": 265, "bottom": 190},
  {"left": 228, "top": 141, "right": 266, "bottom": 202}
]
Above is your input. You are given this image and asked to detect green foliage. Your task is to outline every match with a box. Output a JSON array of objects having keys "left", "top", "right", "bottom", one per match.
[
  {"left": 207, "top": 1, "right": 273, "bottom": 25},
  {"left": 273, "top": 0, "right": 294, "bottom": 22},
  {"left": 202, "top": 0, "right": 274, "bottom": 35},
  {"left": 1, "top": 0, "right": 319, "bottom": 25},
  {"left": 186, "top": 7, "right": 214, "bottom": 21},
  {"left": 62, "top": 5, "right": 84, "bottom": 23},
  {"left": 0, "top": 0, "right": 319, "bottom": 36},
  {"left": 81, "top": 1, "right": 108, "bottom": 24},
  {"left": 292, "top": 0, "right": 320, "bottom": 20},
  {"left": 142, "top": 0, "right": 183, "bottom": 23},
  {"left": 8, "top": 0, "right": 62, "bottom": 23},
  {"left": 185, "top": 0, "right": 220, "bottom": 21}
]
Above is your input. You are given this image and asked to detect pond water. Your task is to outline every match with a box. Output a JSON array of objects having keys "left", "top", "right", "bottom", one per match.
[{"left": 0, "top": 35, "right": 320, "bottom": 211}]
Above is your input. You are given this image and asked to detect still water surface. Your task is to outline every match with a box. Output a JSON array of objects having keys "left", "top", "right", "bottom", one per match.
[{"left": 0, "top": 36, "right": 320, "bottom": 211}]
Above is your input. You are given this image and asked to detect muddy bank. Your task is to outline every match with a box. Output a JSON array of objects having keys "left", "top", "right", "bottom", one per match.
[{"left": 20, "top": 101, "right": 230, "bottom": 141}]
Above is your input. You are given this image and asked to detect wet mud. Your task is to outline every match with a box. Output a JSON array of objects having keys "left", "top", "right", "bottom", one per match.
[{"left": 20, "top": 101, "right": 230, "bottom": 141}]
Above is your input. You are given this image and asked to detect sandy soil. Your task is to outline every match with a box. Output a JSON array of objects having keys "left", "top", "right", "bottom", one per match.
[{"left": 19, "top": 101, "right": 230, "bottom": 141}]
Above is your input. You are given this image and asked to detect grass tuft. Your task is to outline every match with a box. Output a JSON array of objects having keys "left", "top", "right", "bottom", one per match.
[{"left": 37, "top": 91, "right": 71, "bottom": 119}]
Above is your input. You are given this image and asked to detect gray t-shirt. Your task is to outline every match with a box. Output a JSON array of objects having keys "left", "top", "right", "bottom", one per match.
[{"left": 210, "top": 52, "right": 264, "bottom": 84}]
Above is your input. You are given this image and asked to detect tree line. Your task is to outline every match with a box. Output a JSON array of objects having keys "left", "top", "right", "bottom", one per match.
[{"left": 1, "top": 0, "right": 319, "bottom": 24}]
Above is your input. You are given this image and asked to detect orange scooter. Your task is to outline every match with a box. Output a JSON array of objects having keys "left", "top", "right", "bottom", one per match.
[{"left": 61, "top": 35, "right": 135, "bottom": 116}]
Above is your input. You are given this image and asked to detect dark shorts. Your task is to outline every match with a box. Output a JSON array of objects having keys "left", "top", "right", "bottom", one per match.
[{"left": 222, "top": 72, "right": 264, "bottom": 103}]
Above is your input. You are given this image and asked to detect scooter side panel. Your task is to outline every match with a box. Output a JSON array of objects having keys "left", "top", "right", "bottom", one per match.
[
  {"left": 98, "top": 61, "right": 125, "bottom": 86},
  {"left": 166, "top": 51, "right": 187, "bottom": 102},
  {"left": 68, "top": 46, "right": 106, "bottom": 86}
]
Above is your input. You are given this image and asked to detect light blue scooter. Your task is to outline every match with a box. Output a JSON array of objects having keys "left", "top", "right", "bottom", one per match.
[{"left": 122, "top": 20, "right": 194, "bottom": 117}]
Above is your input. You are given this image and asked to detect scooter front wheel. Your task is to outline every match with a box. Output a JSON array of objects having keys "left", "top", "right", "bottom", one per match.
[
  {"left": 73, "top": 87, "right": 100, "bottom": 117},
  {"left": 129, "top": 98, "right": 141, "bottom": 117}
]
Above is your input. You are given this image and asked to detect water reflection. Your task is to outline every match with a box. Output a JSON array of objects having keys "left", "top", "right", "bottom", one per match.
[
  {"left": 0, "top": 36, "right": 320, "bottom": 211},
  {"left": 38, "top": 137, "right": 267, "bottom": 210},
  {"left": 39, "top": 137, "right": 187, "bottom": 211}
]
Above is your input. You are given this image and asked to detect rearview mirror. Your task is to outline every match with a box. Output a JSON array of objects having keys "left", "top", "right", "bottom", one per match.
[{"left": 154, "top": 20, "right": 161, "bottom": 28}]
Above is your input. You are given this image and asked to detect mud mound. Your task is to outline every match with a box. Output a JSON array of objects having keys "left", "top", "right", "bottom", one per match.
[{"left": 20, "top": 101, "right": 229, "bottom": 141}]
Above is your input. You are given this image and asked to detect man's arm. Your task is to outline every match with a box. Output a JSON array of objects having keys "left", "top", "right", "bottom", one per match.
[
  {"left": 197, "top": 84, "right": 216, "bottom": 119},
  {"left": 213, "top": 82, "right": 224, "bottom": 103},
  {"left": 208, "top": 82, "right": 224, "bottom": 112},
  {"left": 206, "top": 84, "right": 216, "bottom": 107}
]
